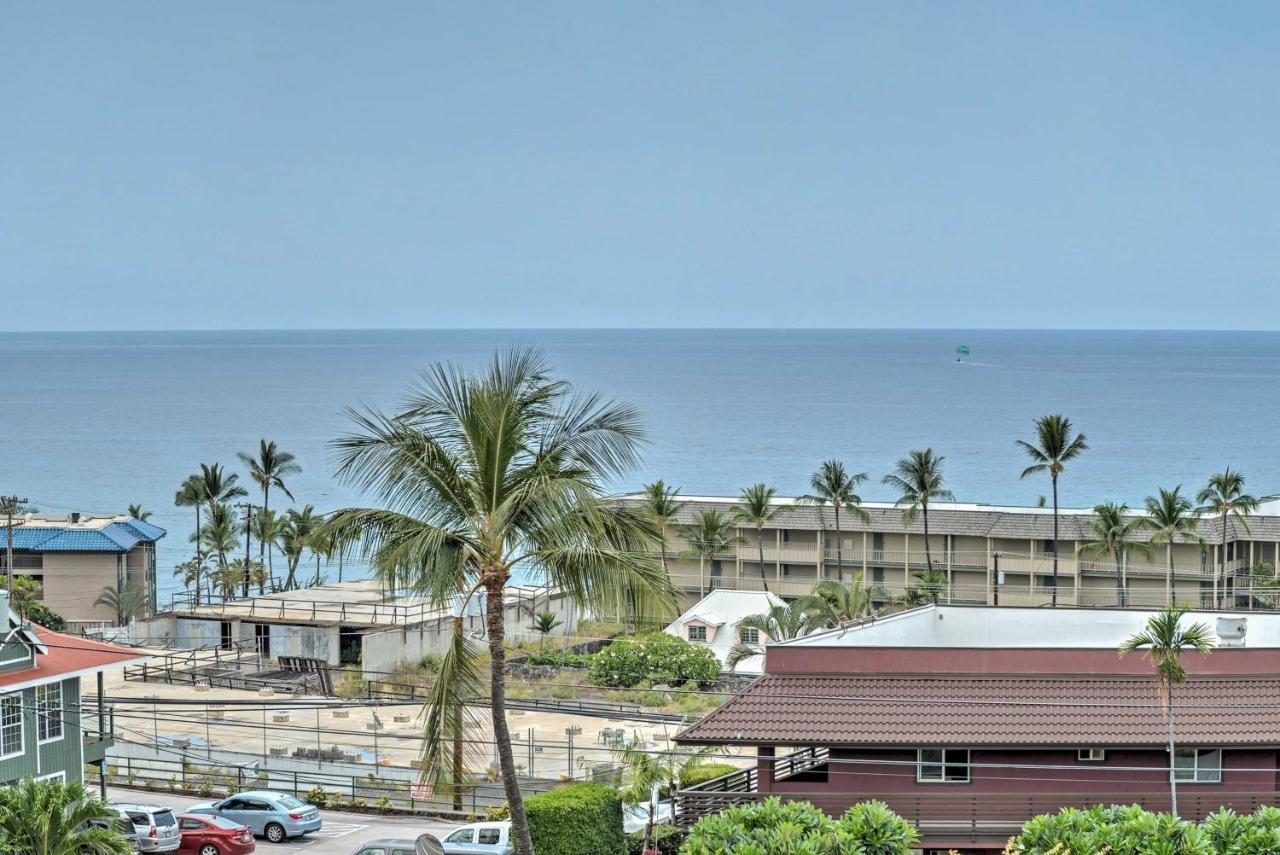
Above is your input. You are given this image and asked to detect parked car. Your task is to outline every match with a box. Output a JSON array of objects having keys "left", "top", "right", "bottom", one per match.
[
  {"left": 108, "top": 804, "right": 181, "bottom": 853},
  {"left": 187, "top": 791, "right": 322, "bottom": 843},
  {"left": 85, "top": 816, "right": 141, "bottom": 853},
  {"left": 346, "top": 839, "right": 418, "bottom": 855},
  {"left": 439, "top": 821, "right": 513, "bottom": 854},
  {"left": 176, "top": 814, "right": 256, "bottom": 855}
]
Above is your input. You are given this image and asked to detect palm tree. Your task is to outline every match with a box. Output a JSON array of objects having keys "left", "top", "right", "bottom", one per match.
[
  {"left": 0, "top": 777, "right": 131, "bottom": 855},
  {"left": 1119, "top": 606, "right": 1214, "bottom": 817},
  {"left": 209, "top": 564, "right": 242, "bottom": 600},
  {"left": 248, "top": 559, "right": 271, "bottom": 595},
  {"left": 726, "top": 600, "right": 823, "bottom": 669},
  {"left": 609, "top": 736, "right": 725, "bottom": 853},
  {"left": 174, "top": 475, "right": 207, "bottom": 567},
  {"left": 800, "top": 459, "right": 871, "bottom": 582},
  {"left": 94, "top": 585, "right": 149, "bottom": 625},
  {"left": 733, "top": 484, "right": 789, "bottom": 593},
  {"left": 238, "top": 440, "right": 301, "bottom": 566},
  {"left": 1017, "top": 414, "right": 1088, "bottom": 607},
  {"left": 529, "top": 611, "right": 562, "bottom": 649},
  {"left": 199, "top": 503, "right": 239, "bottom": 571},
  {"left": 251, "top": 507, "right": 283, "bottom": 585},
  {"left": 882, "top": 449, "right": 953, "bottom": 575},
  {"left": 682, "top": 510, "right": 739, "bottom": 596},
  {"left": 196, "top": 462, "right": 248, "bottom": 520},
  {"left": 323, "top": 347, "right": 673, "bottom": 855},
  {"left": 172, "top": 558, "right": 209, "bottom": 607},
  {"left": 126, "top": 504, "right": 152, "bottom": 521},
  {"left": 807, "top": 577, "right": 876, "bottom": 627},
  {"left": 279, "top": 505, "right": 320, "bottom": 590},
  {"left": 900, "top": 567, "right": 949, "bottom": 606},
  {"left": 1077, "top": 503, "right": 1152, "bottom": 607},
  {"left": 1197, "top": 468, "right": 1269, "bottom": 608},
  {"left": 640, "top": 480, "right": 685, "bottom": 577},
  {"left": 1145, "top": 486, "right": 1202, "bottom": 606}
]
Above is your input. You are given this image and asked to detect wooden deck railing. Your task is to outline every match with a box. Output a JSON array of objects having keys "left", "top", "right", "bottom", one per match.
[{"left": 676, "top": 787, "right": 1280, "bottom": 841}]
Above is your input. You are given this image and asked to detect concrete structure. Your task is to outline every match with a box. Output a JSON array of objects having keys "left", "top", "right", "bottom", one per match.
[
  {"left": 675, "top": 604, "right": 1280, "bottom": 852},
  {"left": 664, "top": 590, "right": 784, "bottom": 675},
  {"left": 622, "top": 493, "right": 1280, "bottom": 611},
  {"left": 135, "top": 580, "right": 581, "bottom": 676},
  {"left": 0, "top": 590, "right": 148, "bottom": 787},
  {"left": 0, "top": 513, "right": 165, "bottom": 630}
]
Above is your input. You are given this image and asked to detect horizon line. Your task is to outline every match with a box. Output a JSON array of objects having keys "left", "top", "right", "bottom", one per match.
[{"left": 2, "top": 326, "right": 1280, "bottom": 335}]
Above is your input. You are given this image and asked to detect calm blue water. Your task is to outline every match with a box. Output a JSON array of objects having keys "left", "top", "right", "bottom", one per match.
[{"left": 2, "top": 329, "right": 1278, "bottom": 598}]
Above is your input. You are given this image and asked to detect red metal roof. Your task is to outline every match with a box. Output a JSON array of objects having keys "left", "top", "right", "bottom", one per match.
[
  {"left": 0, "top": 625, "right": 147, "bottom": 690},
  {"left": 675, "top": 673, "right": 1280, "bottom": 747}
]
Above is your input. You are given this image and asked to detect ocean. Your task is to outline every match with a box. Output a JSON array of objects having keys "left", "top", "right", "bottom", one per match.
[{"left": 2, "top": 328, "right": 1278, "bottom": 600}]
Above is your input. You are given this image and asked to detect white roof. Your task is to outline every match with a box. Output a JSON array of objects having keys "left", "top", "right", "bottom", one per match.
[
  {"left": 778, "top": 604, "right": 1280, "bottom": 649},
  {"left": 665, "top": 589, "right": 785, "bottom": 675}
]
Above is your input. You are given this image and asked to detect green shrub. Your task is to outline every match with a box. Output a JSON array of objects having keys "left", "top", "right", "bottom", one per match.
[
  {"left": 525, "top": 650, "right": 592, "bottom": 668},
  {"left": 1006, "top": 803, "right": 1280, "bottom": 855},
  {"left": 681, "top": 797, "right": 918, "bottom": 855},
  {"left": 589, "top": 634, "right": 721, "bottom": 689},
  {"left": 677, "top": 763, "right": 738, "bottom": 788},
  {"left": 526, "top": 782, "right": 625, "bottom": 855},
  {"left": 627, "top": 824, "right": 684, "bottom": 855}
]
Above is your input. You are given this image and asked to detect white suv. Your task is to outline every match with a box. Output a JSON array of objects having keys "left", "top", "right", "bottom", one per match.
[{"left": 109, "top": 803, "right": 181, "bottom": 853}]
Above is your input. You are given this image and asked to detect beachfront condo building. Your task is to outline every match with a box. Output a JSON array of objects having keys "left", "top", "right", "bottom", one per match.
[
  {"left": 620, "top": 494, "right": 1280, "bottom": 612},
  {"left": 0, "top": 514, "right": 166, "bottom": 630}
]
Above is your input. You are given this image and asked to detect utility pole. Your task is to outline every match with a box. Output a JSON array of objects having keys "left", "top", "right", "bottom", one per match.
[
  {"left": 236, "top": 502, "right": 256, "bottom": 598},
  {"left": 0, "top": 496, "right": 30, "bottom": 596}
]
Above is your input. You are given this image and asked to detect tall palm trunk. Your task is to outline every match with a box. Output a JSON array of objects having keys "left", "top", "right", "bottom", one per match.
[
  {"left": 1219, "top": 513, "right": 1227, "bottom": 608},
  {"left": 261, "top": 484, "right": 270, "bottom": 565},
  {"left": 833, "top": 505, "right": 843, "bottom": 583},
  {"left": 1051, "top": 475, "right": 1060, "bottom": 607},
  {"left": 1167, "top": 681, "right": 1179, "bottom": 816},
  {"left": 922, "top": 502, "right": 933, "bottom": 573},
  {"left": 194, "top": 505, "right": 203, "bottom": 601},
  {"left": 1166, "top": 543, "right": 1175, "bottom": 606},
  {"left": 756, "top": 524, "right": 770, "bottom": 593},
  {"left": 484, "top": 578, "right": 534, "bottom": 855},
  {"left": 451, "top": 615, "right": 465, "bottom": 814}
]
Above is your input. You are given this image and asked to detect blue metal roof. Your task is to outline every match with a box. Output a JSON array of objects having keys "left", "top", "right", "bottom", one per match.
[{"left": 8, "top": 519, "right": 166, "bottom": 553}]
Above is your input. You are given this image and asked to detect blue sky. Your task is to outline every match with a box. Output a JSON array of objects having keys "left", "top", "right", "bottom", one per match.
[{"left": 2, "top": 2, "right": 1278, "bottom": 330}]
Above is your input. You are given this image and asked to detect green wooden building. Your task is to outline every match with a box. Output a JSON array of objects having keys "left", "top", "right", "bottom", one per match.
[{"left": 0, "top": 590, "right": 146, "bottom": 786}]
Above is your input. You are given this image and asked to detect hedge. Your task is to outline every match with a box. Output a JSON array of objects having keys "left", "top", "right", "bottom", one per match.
[
  {"left": 1009, "top": 803, "right": 1280, "bottom": 854},
  {"left": 681, "top": 797, "right": 919, "bottom": 855},
  {"left": 626, "top": 824, "right": 683, "bottom": 855},
  {"left": 526, "top": 781, "right": 625, "bottom": 855},
  {"left": 678, "top": 763, "right": 739, "bottom": 789},
  {"left": 588, "top": 633, "right": 721, "bottom": 689}
]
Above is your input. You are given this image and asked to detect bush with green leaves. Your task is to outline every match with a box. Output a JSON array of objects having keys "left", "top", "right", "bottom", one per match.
[
  {"left": 681, "top": 797, "right": 918, "bottom": 855},
  {"left": 589, "top": 633, "right": 721, "bottom": 689},
  {"left": 678, "top": 763, "right": 739, "bottom": 789},
  {"left": 627, "top": 824, "right": 684, "bottom": 855},
  {"left": 524, "top": 650, "right": 592, "bottom": 668},
  {"left": 526, "top": 782, "right": 626, "bottom": 855},
  {"left": 1008, "top": 803, "right": 1280, "bottom": 855}
]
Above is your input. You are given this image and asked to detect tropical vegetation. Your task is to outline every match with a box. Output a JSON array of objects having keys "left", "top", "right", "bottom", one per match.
[
  {"left": 1006, "top": 803, "right": 1280, "bottom": 855},
  {"left": 590, "top": 633, "right": 720, "bottom": 688},
  {"left": 0, "top": 778, "right": 132, "bottom": 855},
  {"left": 680, "top": 797, "right": 919, "bottom": 855},
  {"left": 800, "top": 459, "right": 870, "bottom": 582},
  {"left": 322, "top": 347, "right": 674, "bottom": 855},
  {"left": 882, "top": 448, "right": 952, "bottom": 573},
  {"left": 1119, "top": 605, "right": 1215, "bottom": 817},
  {"left": 1018, "top": 413, "right": 1088, "bottom": 606}
]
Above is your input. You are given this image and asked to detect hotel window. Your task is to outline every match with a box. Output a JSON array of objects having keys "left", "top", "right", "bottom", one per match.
[
  {"left": 36, "top": 683, "right": 63, "bottom": 742},
  {"left": 1042, "top": 539, "right": 1056, "bottom": 556},
  {"left": 0, "top": 695, "right": 21, "bottom": 757},
  {"left": 687, "top": 625, "right": 707, "bottom": 642},
  {"left": 917, "top": 748, "right": 970, "bottom": 783},
  {"left": 1174, "top": 748, "right": 1221, "bottom": 783},
  {"left": 739, "top": 627, "right": 760, "bottom": 645}
]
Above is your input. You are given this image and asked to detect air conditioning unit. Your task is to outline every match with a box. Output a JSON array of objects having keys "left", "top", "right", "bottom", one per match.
[
  {"left": 1078, "top": 748, "right": 1106, "bottom": 762},
  {"left": 1217, "top": 617, "right": 1247, "bottom": 648}
]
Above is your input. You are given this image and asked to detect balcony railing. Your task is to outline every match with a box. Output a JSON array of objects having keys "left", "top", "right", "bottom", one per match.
[{"left": 676, "top": 787, "right": 1280, "bottom": 842}]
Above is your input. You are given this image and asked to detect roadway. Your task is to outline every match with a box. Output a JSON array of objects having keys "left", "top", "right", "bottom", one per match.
[{"left": 106, "top": 787, "right": 460, "bottom": 855}]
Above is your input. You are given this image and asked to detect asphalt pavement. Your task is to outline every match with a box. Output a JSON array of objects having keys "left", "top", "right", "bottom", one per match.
[{"left": 105, "top": 787, "right": 460, "bottom": 855}]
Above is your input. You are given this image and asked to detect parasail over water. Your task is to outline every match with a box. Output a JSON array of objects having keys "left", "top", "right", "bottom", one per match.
[{"left": 955, "top": 344, "right": 970, "bottom": 362}]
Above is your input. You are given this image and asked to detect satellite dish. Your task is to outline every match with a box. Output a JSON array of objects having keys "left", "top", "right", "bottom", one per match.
[{"left": 414, "top": 833, "right": 445, "bottom": 855}]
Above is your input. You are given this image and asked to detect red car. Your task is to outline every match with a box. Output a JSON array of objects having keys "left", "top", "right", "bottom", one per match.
[{"left": 176, "top": 815, "right": 256, "bottom": 855}]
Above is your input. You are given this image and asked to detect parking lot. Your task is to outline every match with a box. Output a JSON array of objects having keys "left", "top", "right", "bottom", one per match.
[{"left": 106, "top": 788, "right": 460, "bottom": 855}]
